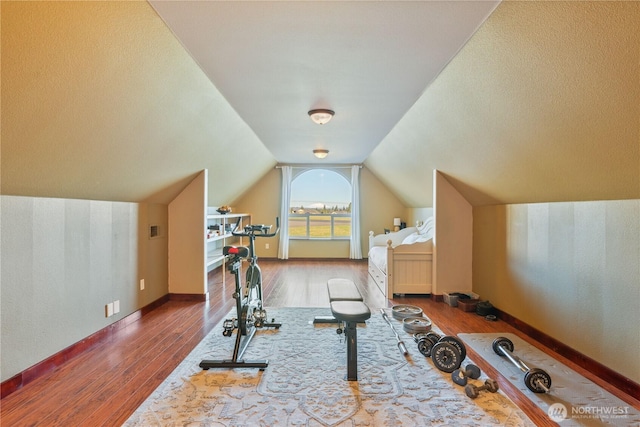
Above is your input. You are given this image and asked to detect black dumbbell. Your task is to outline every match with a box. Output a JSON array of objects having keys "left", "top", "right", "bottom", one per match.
[
  {"left": 465, "top": 378, "right": 499, "bottom": 399},
  {"left": 451, "top": 363, "right": 481, "bottom": 386}
]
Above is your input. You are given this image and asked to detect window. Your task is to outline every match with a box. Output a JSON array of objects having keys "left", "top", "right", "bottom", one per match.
[{"left": 289, "top": 169, "right": 351, "bottom": 240}]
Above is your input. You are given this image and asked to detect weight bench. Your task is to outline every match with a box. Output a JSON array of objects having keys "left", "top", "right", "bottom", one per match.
[
  {"left": 313, "top": 278, "right": 364, "bottom": 324},
  {"left": 331, "top": 300, "right": 371, "bottom": 381},
  {"left": 315, "top": 279, "right": 370, "bottom": 381}
]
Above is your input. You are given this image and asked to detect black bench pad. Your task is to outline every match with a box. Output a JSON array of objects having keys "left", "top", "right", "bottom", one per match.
[
  {"left": 327, "top": 278, "right": 363, "bottom": 302},
  {"left": 330, "top": 301, "right": 371, "bottom": 323}
]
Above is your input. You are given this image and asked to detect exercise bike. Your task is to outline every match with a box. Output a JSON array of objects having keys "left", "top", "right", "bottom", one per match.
[{"left": 199, "top": 217, "right": 281, "bottom": 370}]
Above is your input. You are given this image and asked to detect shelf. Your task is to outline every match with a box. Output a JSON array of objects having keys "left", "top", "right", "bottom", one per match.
[
  {"left": 206, "top": 213, "right": 251, "bottom": 273},
  {"left": 206, "top": 251, "right": 225, "bottom": 267},
  {"left": 207, "top": 212, "right": 248, "bottom": 220},
  {"left": 206, "top": 233, "right": 232, "bottom": 243}
]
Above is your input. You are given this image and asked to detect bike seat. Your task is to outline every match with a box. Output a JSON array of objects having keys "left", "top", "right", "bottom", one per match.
[{"left": 223, "top": 246, "right": 250, "bottom": 258}]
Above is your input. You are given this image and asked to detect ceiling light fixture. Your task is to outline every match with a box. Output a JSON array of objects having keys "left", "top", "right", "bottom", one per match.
[
  {"left": 308, "top": 109, "right": 334, "bottom": 125},
  {"left": 313, "top": 149, "right": 329, "bottom": 159}
]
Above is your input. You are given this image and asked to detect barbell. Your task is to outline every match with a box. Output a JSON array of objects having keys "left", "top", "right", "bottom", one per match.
[{"left": 492, "top": 336, "right": 552, "bottom": 393}]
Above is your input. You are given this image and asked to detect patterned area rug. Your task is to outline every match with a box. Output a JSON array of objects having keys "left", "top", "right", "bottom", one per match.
[
  {"left": 459, "top": 333, "right": 640, "bottom": 427},
  {"left": 124, "top": 308, "right": 534, "bottom": 426}
]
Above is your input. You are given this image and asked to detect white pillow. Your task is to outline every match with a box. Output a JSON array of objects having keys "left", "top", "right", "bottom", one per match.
[
  {"left": 402, "top": 232, "right": 431, "bottom": 245},
  {"left": 417, "top": 217, "right": 434, "bottom": 236},
  {"left": 402, "top": 232, "right": 421, "bottom": 245}
]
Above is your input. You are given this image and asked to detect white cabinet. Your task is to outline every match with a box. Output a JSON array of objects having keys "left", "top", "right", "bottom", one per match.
[{"left": 206, "top": 211, "right": 251, "bottom": 270}]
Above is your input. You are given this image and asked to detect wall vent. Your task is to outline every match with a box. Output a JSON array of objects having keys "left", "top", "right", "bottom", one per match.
[{"left": 149, "top": 224, "right": 161, "bottom": 239}]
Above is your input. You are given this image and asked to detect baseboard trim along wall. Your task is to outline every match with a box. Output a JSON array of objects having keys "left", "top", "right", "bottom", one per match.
[
  {"left": 168, "top": 293, "right": 209, "bottom": 302},
  {"left": 0, "top": 295, "right": 170, "bottom": 399}
]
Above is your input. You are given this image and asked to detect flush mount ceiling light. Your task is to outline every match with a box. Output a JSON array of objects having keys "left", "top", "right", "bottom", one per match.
[
  {"left": 313, "top": 149, "right": 329, "bottom": 159},
  {"left": 308, "top": 109, "right": 334, "bottom": 125}
]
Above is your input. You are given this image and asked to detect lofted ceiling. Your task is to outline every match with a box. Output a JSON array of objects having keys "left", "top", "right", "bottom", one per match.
[
  {"left": 149, "top": 0, "right": 500, "bottom": 165},
  {"left": 1, "top": 1, "right": 639, "bottom": 208}
]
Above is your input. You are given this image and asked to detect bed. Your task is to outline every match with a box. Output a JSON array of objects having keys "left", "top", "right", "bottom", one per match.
[{"left": 368, "top": 218, "right": 434, "bottom": 297}]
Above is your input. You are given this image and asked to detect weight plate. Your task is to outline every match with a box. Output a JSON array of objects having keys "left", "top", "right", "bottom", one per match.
[
  {"left": 417, "top": 338, "right": 435, "bottom": 357},
  {"left": 391, "top": 305, "right": 423, "bottom": 320},
  {"left": 413, "top": 332, "right": 430, "bottom": 344},
  {"left": 492, "top": 336, "right": 514, "bottom": 355},
  {"left": 431, "top": 341, "right": 462, "bottom": 373},
  {"left": 524, "top": 368, "right": 552, "bottom": 393},
  {"left": 426, "top": 332, "right": 442, "bottom": 343},
  {"left": 402, "top": 316, "right": 432, "bottom": 334},
  {"left": 439, "top": 335, "right": 466, "bottom": 362}
]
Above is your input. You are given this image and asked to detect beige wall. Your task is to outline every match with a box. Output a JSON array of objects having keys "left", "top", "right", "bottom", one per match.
[
  {"left": 473, "top": 200, "right": 640, "bottom": 384},
  {"left": 0, "top": 196, "right": 168, "bottom": 382},
  {"left": 233, "top": 167, "right": 419, "bottom": 258},
  {"left": 433, "top": 171, "right": 473, "bottom": 295},
  {"left": 168, "top": 170, "right": 208, "bottom": 294}
]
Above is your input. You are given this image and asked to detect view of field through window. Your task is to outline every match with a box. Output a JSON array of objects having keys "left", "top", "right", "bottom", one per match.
[{"left": 289, "top": 169, "right": 351, "bottom": 239}]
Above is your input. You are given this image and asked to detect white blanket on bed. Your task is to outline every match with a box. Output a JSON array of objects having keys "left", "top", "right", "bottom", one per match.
[{"left": 369, "top": 246, "right": 388, "bottom": 273}]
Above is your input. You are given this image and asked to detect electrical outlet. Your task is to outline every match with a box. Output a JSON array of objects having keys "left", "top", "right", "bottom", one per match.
[
  {"left": 265, "top": 243, "right": 270, "bottom": 249},
  {"left": 105, "top": 302, "right": 114, "bottom": 317},
  {"left": 114, "top": 300, "right": 120, "bottom": 314},
  {"left": 140, "top": 279, "right": 145, "bottom": 290}
]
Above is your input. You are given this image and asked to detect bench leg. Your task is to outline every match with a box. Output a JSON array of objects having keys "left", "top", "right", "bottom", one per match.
[{"left": 345, "top": 321, "right": 359, "bottom": 381}]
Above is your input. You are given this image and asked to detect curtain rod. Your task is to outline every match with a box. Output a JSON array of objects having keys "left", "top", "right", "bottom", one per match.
[{"left": 275, "top": 164, "right": 362, "bottom": 169}]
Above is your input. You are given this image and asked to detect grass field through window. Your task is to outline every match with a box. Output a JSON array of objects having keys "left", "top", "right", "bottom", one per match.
[{"left": 289, "top": 215, "right": 350, "bottom": 238}]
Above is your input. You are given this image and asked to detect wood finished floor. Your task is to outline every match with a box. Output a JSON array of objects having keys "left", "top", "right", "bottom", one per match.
[{"left": 2, "top": 259, "right": 638, "bottom": 426}]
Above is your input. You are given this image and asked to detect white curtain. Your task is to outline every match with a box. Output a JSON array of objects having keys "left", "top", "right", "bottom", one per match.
[
  {"left": 349, "top": 165, "right": 362, "bottom": 259},
  {"left": 278, "top": 166, "right": 292, "bottom": 259}
]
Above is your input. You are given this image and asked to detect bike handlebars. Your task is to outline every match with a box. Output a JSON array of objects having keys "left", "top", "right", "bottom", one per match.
[{"left": 231, "top": 217, "right": 280, "bottom": 238}]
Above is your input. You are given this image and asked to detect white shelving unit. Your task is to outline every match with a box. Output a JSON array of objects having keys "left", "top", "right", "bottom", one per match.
[{"left": 206, "top": 211, "right": 251, "bottom": 270}]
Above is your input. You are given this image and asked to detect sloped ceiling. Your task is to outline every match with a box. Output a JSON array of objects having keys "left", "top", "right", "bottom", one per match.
[
  {"left": 368, "top": 1, "right": 640, "bottom": 206},
  {"left": 148, "top": 0, "right": 500, "bottom": 165},
  {"left": 1, "top": 1, "right": 274, "bottom": 206},
  {"left": 2, "top": 1, "right": 639, "bottom": 208}
]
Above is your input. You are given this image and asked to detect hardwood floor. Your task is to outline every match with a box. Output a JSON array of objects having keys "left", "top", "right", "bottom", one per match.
[{"left": 1, "top": 259, "right": 638, "bottom": 426}]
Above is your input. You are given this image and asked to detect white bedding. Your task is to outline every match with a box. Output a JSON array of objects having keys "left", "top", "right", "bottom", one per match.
[
  {"left": 368, "top": 219, "right": 434, "bottom": 274},
  {"left": 368, "top": 246, "right": 388, "bottom": 273}
]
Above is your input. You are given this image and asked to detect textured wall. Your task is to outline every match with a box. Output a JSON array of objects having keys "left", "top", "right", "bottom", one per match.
[
  {"left": 4, "top": 2, "right": 637, "bottom": 210},
  {"left": 368, "top": 1, "right": 640, "bottom": 207},
  {"left": 0, "top": 196, "right": 168, "bottom": 382},
  {"left": 473, "top": 200, "right": 640, "bottom": 384},
  {"left": 1, "top": 1, "right": 273, "bottom": 205}
]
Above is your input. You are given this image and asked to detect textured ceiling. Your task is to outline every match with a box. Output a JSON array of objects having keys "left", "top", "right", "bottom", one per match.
[{"left": 1, "top": 1, "right": 639, "bottom": 207}]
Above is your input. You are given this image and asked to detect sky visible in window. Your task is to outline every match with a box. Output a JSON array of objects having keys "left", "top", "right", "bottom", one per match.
[{"left": 291, "top": 169, "right": 351, "bottom": 209}]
